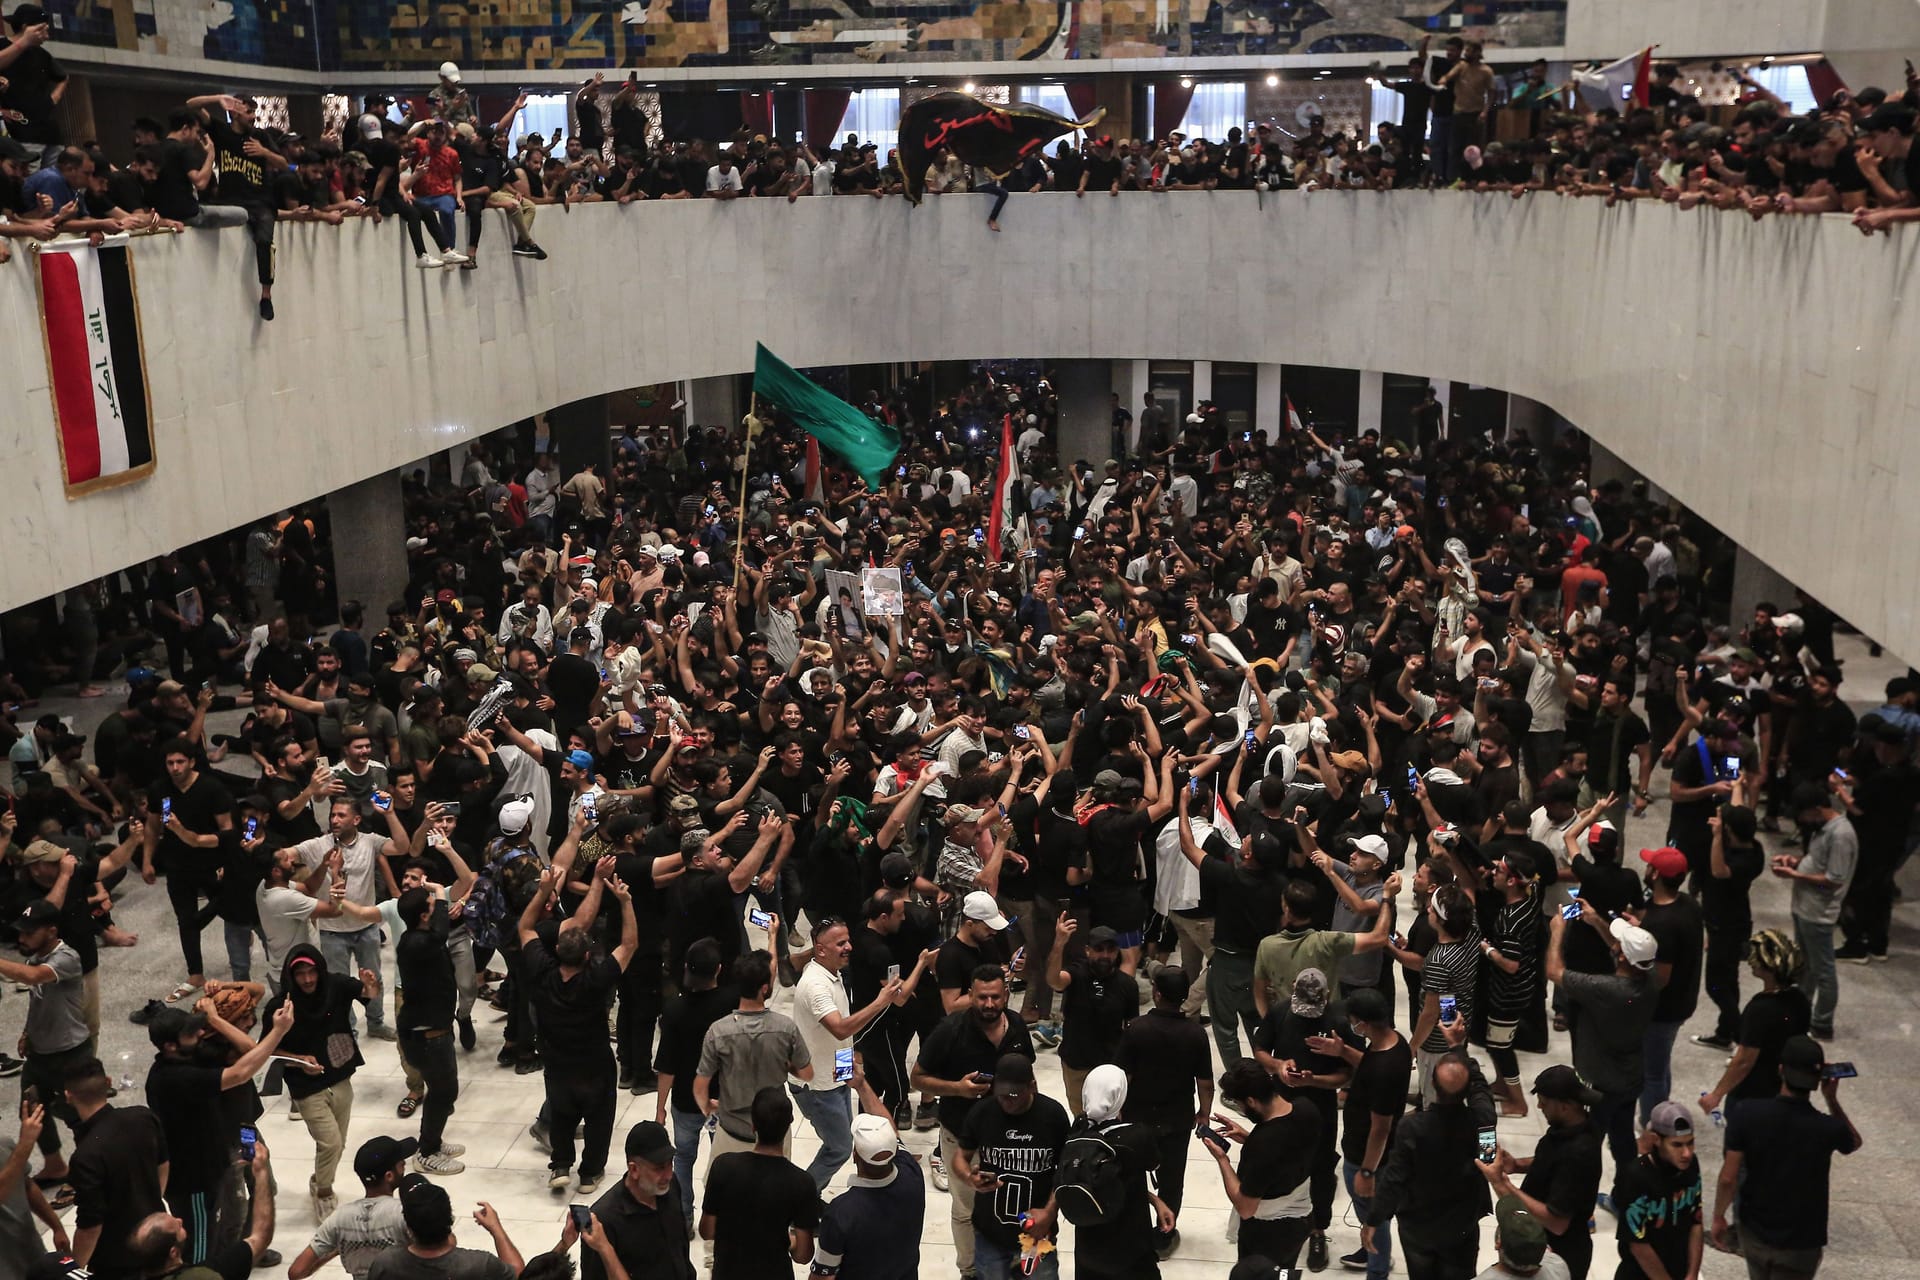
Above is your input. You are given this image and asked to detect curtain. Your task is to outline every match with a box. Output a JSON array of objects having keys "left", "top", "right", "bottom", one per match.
[
  {"left": 1065, "top": 81, "right": 1100, "bottom": 122},
  {"left": 740, "top": 91, "right": 773, "bottom": 137},
  {"left": 841, "top": 89, "right": 901, "bottom": 155},
  {"left": 1153, "top": 81, "right": 1194, "bottom": 142},
  {"left": 1176, "top": 82, "right": 1246, "bottom": 142},
  {"left": 1744, "top": 65, "right": 1818, "bottom": 115},
  {"left": 804, "top": 89, "right": 852, "bottom": 152}
]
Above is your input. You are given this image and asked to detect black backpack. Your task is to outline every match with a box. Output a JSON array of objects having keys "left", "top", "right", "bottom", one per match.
[{"left": 1053, "top": 1116, "right": 1129, "bottom": 1226}]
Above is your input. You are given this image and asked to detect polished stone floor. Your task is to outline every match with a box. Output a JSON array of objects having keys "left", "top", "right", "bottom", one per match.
[{"left": 15, "top": 634, "right": 1915, "bottom": 1279}]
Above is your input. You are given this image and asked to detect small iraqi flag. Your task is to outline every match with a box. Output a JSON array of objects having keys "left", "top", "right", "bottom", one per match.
[{"left": 37, "top": 237, "right": 154, "bottom": 496}]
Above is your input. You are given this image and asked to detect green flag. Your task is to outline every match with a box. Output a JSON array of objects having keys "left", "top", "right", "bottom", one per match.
[{"left": 752, "top": 343, "right": 901, "bottom": 489}]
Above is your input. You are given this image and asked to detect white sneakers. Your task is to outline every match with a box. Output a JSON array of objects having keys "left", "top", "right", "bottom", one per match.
[
  {"left": 440, "top": 249, "right": 469, "bottom": 265},
  {"left": 416, "top": 250, "right": 471, "bottom": 269},
  {"left": 415, "top": 1150, "right": 465, "bottom": 1175}
]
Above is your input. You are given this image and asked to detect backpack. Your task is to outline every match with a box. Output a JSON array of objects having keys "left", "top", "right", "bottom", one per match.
[
  {"left": 1053, "top": 1117, "right": 1130, "bottom": 1227},
  {"left": 467, "top": 846, "right": 534, "bottom": 949}
]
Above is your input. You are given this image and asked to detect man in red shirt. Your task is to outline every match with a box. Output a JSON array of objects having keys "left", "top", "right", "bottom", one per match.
[{"left": 409, "top": 119, "right": 467, "bottom": 267}]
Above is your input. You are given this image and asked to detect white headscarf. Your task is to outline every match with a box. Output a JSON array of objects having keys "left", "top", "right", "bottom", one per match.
[
  {"left": 1081, "top": 1064, "right": 1129, "bottom": 1124},
  {"left": 1572, "top": 495, "right": 1603, "bottom": 540}
]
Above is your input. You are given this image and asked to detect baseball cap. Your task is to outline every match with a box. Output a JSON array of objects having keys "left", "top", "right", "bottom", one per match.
[
  {"left": 624, "top": 1120, "right": 674, "bottom": 1164},
  {"left": 943, "top": 804, "right": 987, "bottom": 826},
  {"left": 1086, "top": 925, "right": 1120, "bottom": 948},
  {"left": 358, "top": 113, "right": 384, "bottom": 140},
  {"left": 1639, "top": 846, "right": 1688, "bottom": 879},
  {"left": 1610, "top": 918, "right": 1657, "bottom": 968},
  {"left": 17, "top": 839, "right": 65, "bottom": 865},
  {"left": 438, "top": 60, "right": 462, "bottom": 81},
  {"left": 850, "top": 1114, "right": 899, "bottom": 1163},
  {"left": 14, "top": 899, "right": 59, "bottom": 931},
  {"left": 1092, "top": 768, "right": 1128, "bottom": 791},
  {"left": 1646, "top": 1100, "right": 1693, "bottom": 1137},
  {"left": 992, "top": 1052, "right": 1035, "bottom": 1086},
  {"left": 566, "top": 749, "right": 595, "bottom": 771},
  {"left": 355, "top": 1134, "right": 420, "bottom": 1183},
  {"left": 961, "top": 891, "right": 1008, "bottom": 930},
  {"left": 1586, "top": 818, "right": 1617, "bottom": 846},
  {"left": 1291, "top": 967, "right": 1330, "bottom": 1016},
  {"left": 497, "top": 795, "right": 536, "bottom": 835},
  {"left": 668, "top": 793, "right": 700, "bottom": 814},
  {"left": 9, "top": 5, "right": 50, "bottom": 27},
  {"left": 1350, "top": 834, "right": 1389, "bottom": 860},
  {"left": 435, "top": 589, "right": 456, "bottom": 604},
  {"left": 0, "top": 136, "right": 27, "bottom": 163},
  {"left": 1531, "top": 1064, "right": 1602, "bottom": 1107},
  {"left": 1777, "top": 1034, "right": 1824, "bottom": 1090},
  {"left": 878, "top": 852, "right": 915, "bottom": 888},
  {"left": 1494, "top": 1194, "right": 1550, "bottom": 1269}
]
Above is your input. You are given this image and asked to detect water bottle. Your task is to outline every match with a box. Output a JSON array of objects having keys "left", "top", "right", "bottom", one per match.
[
  {"left": 1699, "top": 1093, "right": 1723, "bottom": 1127},
  {"left": 117, "top": 1052, "right": 135, "bottom": 1094}
]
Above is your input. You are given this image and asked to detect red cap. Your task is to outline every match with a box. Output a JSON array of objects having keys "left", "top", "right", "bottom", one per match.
[{"left": 1639, "top": 846, "right": 1688, "bottom": 878}]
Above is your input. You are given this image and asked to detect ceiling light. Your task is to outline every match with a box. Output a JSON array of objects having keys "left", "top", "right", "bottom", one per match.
[
  {"left": 1180, "top": 77, "right": 1192, "bottom": 88},
  {"left": 1266, "top": 73, "right": 1279, "bottom": 86},
  {"left": 963, "top": 81, "right": 975, "bottom": 92}
]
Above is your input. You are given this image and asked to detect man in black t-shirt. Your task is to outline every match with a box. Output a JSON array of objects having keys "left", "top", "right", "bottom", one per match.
[
  {"left": 182, "top": 92, "right": 286, "bottom": 318},
  {"left": 652, "top": 939, "right": 736, "bottom": 1230},
  {"left": 1119, "top": 967, "right": 1213, "bottom": 1260},
  {"left": 699, "top": 1087, "right": 820, "bottom": 1280},
  {"left": 954, "top": 1053, "right": 1072, "bottom": 1277},
  {"left": 1045, "top": 919, "right": 1138, "bottom": 1117},
  {"left": 0, "top": 8, "right": 65, "bottom": 152},
  {"left": 1479, "top": 1065, "right": 1603, "bottom": 1280},
  {"left": 144, "top": 740, "right": 235, "bottom": 998}
]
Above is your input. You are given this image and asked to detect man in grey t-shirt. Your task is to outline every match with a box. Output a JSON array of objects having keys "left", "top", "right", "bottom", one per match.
[
  {"left": 0, "top": 899, "right": 92, "bottom": 1178},
  {"left": 1546, "top": 905, "right": 1657, "bottom": 1170},
  {"left": 291, "top": 1135, "right": 415, "bottom": 1279},
  {"left": 1780, "top": 786, "right": 1858, "bottom": 1040},
  {"left": 692, "top": 952, "right": 812, "bottom": 1157}
]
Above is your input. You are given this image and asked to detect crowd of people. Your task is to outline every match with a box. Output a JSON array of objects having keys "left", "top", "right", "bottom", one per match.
[
  {"left": 0, "top": 358, "right": 1902, "bottom": 1280},
  {"left": 3, "top": 18, "right": 1919, "bottom": 312}
]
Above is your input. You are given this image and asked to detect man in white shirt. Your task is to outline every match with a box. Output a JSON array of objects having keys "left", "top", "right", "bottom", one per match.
[
  {"left": 498, "top": 584, "right": 554, "bottom": 654},
  {"left": 790, "top": 918, "right": 901, "bottom": 1192},
  {"left": 705, "top": 153, "right": 743, "bottom": 198},
  {"left": 295, "top": 796, "right": 409, "bottom": 1039},
  {"left": 525, "top": 452, "right": 559, "bottom": 538}
]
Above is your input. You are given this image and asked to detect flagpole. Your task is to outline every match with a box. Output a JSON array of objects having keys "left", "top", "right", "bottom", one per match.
[{"left": 733, "top": 396, "right": 754, "bottom": 593}]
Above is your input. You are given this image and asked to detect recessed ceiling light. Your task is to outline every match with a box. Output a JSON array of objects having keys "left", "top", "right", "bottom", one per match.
[
  {"left": 1266, "top": 73, "right": 1279, "bottom": 86},
  {"left": 1179, "top": 77, "right": 1192, "bottom": 88},
  {"left": 963, "top": 81, "right": 975, "bottom": 92}
]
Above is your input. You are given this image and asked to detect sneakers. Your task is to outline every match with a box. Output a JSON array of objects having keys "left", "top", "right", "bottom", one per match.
[
  {"left": 515, "top": 1053, "right": 544, "bottom": 1075},
  {"left": 929, "top": 1152, "right": 949, "bottom": 1192},
  {"left": 459, "top": 1017, "right": 476, "bottom": 1051},
  {"left": 415, "top": 1151, "right": 465, "bottom": 1175},
  {"left": 912, "top": 1101, "right": 939, "bottom": 1132},
  {"left": 439, "top": 249, "right": 470, "bottom": 265},
  {"left": 0, "top": 1054, "right": 23, "bottom": 1079},
  {"left": 1339, "top": 1247, "right": 1371, "bottom": 1270},
  {"left": 1595, "top": 1192, "right": 1617, "bottom": 1217},
  {"left": 530, "top": 1119, "right": 551, "bottom": 1153},
  {"left": 893, "top": 1101, "right": 914, "bottom": 1131},
  {"left": 1031, "top": 1021, "right": 1062, "bottom": 1050},
  {"left": 577, "top": 1172, "right": 602, "bottom": 1194},
  {"left": 258, "top": 297, "right": 273, "bottom": 321},
  {"left": 1835, "top": 945, "right": 1885, "bottom": 965},
  {"left": 416, "top": 252, "right": 444, "bottom": 269},
  {"left": 549, "top": 1169, "right": 572, "bottom": 1192},
  {"left": 366, "top": 1024, "right": 398, "bottom": 1042},
  {"left": 252, "top": 1249, "right": 282, "bottom": 1269},
  {"left": 511, "top": 241, "right": 543, "bottom": 258},
  {"left": 1308, "top": 1231, "right": 1330, "bottom": 1272},
  {"left": 1691, "top": 1033, "right": 1733, "bottom": 1051},
  {"left": 438, "top": 1143, "right": 466, "bottom": 1158},
  {"left": 1155, "top": 1229, "right": 1180, "bottom": 1260},
  {"left": 129, "top": 1000, "right": 166, "bottom": 1026},
  {"left": 313, "top": 1191, "right": 338, "bottom": 1220}
]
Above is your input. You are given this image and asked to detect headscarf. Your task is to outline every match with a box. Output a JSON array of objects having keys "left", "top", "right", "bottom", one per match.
[
  {"left": 1081, "top": 1063, "right": 1129, "bottom": 1124},
  {"left": 1571, "top": 495, "right": 1602, "bottom": 541}
]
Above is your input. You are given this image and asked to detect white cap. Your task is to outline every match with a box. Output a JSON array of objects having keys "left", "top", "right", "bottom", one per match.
[
  {"left": 439, "top": 61, "right": 462, "bottom": 82},
  {"left": 961, "top": 891, "right": 1008, "bottom": 930},
  {"left": 498, "top": 796, "right": 535, "bottom": 835},
  {"left": 850, "top": 1114, "right": 899, "bottom": 1163},
  {"left": 656, "top": 545, "right": 682, "bottom": 562},
  {"left": 1610, "top": 918, "right": 1658, "bottom": 968},
  {"left": 358, "top": 113, "right": 384, "bottom": 140},
  {"left": 1351, "top": 834, "right": 1390, "bottom": 860}
]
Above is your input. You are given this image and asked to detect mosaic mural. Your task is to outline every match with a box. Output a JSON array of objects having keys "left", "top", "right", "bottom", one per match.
[{"left": 35, "top": 0, "right": 1564, "bottom": 73}]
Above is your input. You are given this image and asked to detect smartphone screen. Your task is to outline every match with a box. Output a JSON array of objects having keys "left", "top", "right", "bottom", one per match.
[
  {"left": 747, "top": 907, "right": 773, "bottom": 930},
  {"left": 162, "top": 797, "right": 173, "bottom": 819},
  {"left": 240, "top": 1124, "right": 258, "bottom": 1160},
  {"left": 1723, "top": 756, "right": 1741, "bottom": 777},
  {"left": 1406, "top": 765, "right": 1420, "bottom": 791},
  {"left": 1073, "top": 527, "right": 1085, "bottom": 541},
  {"left": 1477, "top": 1126, "right": 1497, "bottom": 1164},
  {"left": 569, "top": 1204, "right": 592, "bottom": 1233},
  {"left": 1196, "top": 1122, "right": 1227, "bottom": 1151},
  {"left": 244, "top": 816, "right": 259, "bottom": 840},
  {"left": 1439, "top": 994, "right": 1457, "bottom": 1023},
  {"left": 1823, "top": 1061, "right": 1858, "bottom": 1079},
  {"left": 1560, "top": 902, "right": 1582, "bottom": 921},
  {"left": 833, "top": 1047, "right": 855, "bottom": 1084}
]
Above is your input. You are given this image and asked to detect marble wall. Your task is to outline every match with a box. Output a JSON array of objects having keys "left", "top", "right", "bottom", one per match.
[{"left": 3, "top": 192, "right": 1918, "bottom": 659}]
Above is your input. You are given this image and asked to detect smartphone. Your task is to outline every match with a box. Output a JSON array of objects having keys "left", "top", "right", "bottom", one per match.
[
  {"left": 240, "top": 1124, "right": 258, "bottom": 1161},
  {"left": 1073, "top": 527, "right": 1086, "bottom": 542},
  {"left": 372, "top": 792, "right": 392, "bottom": 812},
  {"left": 970, "top": 1072, "right": 994, "bottom": 1085},
  {"left": 973, "top": 527, "right": 986, "bottom": 543},
  {"left": 1196, "top": 1123, "right": 1230, "bottom": 1153},
  {"left": 833, "top": 1047, "right": 856, "bottom": 1084},
  {"left": 1723, "top": 756, "right": 1741, "bottom": 778},
  {"left": 747, "top": 907, "right": 773, "bottom": 930},
  {"left": 569, "top": 1204, "right": 592, "bottom": 1234},
  {"left": 21, "top": 1086, "right": 39, "bottom": 1109},
  {"left": 886, "top": 963, "right": 901, "bottom": 983},
  {"left": 1244, "top": 729, "right": 1259, "bottom": 750},
  {"left": 1438, "top": 495, "right": 1449, "bottom": 509},
  {"left": 243, "top": 816, "right": 259, "bottom": 840},
  {"left": 1833, "top": 768, "right": 1850, "bottom": 781},
  {"left": 1188, "top": 777, "right": 1201, "bottom": 796},
  {"left": 162, "top": 797, "right": 173, "bottom": 820},
  {"left": 443, "top": 801, "right": 462, "bottom": 817},
  {"left": 1383, "top": 793, "right": 1394, "bottom": 812},
  {"left": 1013, "top": 725, "right": 1030, "bottom": 740},
  {"left": 1823, "top": 1061, "right": 1858, "bottom": 1080},
  {"left": 1477, "top": 1126, "right": 1497, "bottom": 1164},
  {"left": 1439, "top": 994, "right": 1457, "bottom": 1024},
  {"left": 1406, "top": 765, "right": 1421, "bottom": 792},
  {"left": 581, "top": 794, "right": 597, "bottom": 820},
  {"left": 1520, "top": 504, "right": 1530, "bottom": 520},
  {"left": 1560, "top": 901, "right": 1582, "bottom": 921}
]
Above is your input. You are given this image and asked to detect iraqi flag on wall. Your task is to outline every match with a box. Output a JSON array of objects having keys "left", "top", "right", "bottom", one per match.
[{"left": 36, "top": 237, "right": 154, "bottom": 496}]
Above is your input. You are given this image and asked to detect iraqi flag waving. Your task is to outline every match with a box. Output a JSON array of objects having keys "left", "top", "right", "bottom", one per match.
[
  {"left": 986, "top": 413, "right": 1027, "bottom": 561},
  {"left": 36, "top": 237, "right": 154, "bottom": 495}
]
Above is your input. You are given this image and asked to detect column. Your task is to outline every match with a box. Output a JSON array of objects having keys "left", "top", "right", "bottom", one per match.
[
  {"left": 1729, "top": 545, "right": 1797, "bottom": 642},
  {"left": 1356, "top": 370, "right": 1384, "bottom": 439},
  {"left": 683, "top": 374, "right": 742, "bottom": 432},
  {"left": 1254, "top": 363, "right": 1282, "bottom": 443},
  {"left": 1051, "top": 359, "right": 1113, "bottom": 470},
  {"left": 325, "top": 468, "right": 409, "bottom": 615},
  {"left": 1430, "top": 379, "right": 1453, "bottom": 440},
  {"left": 1191, "top": 360, "right": 1213, "bottom": 405},
  {"left": 1505, "top": 392, "right": 1551, "bottom": 449}
]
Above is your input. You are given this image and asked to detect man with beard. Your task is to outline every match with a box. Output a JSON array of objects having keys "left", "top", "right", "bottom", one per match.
[
  {"left": 953, "top": 1052, "right": 1072, "bottom": 1278},
  {"left": 911, "top": 968, "right": 1036, "bottom": 1277},
  {"left": 1044, "top": 919, "right": 1139, "bottom": 1118}
]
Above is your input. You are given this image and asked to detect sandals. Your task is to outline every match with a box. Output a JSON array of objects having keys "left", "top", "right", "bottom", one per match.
[
  {"left": 397, "top": 1094, "right": 422, "bottom": 1119},
  {"left": 166, "top": 981, "right": 204, "bottom": 1004}
]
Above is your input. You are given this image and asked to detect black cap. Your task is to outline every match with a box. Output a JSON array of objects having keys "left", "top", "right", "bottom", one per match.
[
  {"left": 1531, "top": 1064, "right": 1603, "bottom": 1107},
  {"left": 1778, "top": 1034, "right": 1823, "bottom": 1090},
  {"left": 354, "top": 1134, "right": 419, "bottom": 1183},
  {"left": 993, "top": 1052, "right": 1035, "bottom": 1085},
  {"left": 624, "top": 1120, "right": 674, "bottom": 1164},
  {"left": 8, "top": 5, "right": 50, "bottom": 28},
  {"left": 398, "top": 1173, "right": 453, "bottom": 1239},
  {"left": 877, "top": 851, "right": 914, "bottom": 888},
  {"left": 14, "top": 899, "right": 59, "bottom": 932}
]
